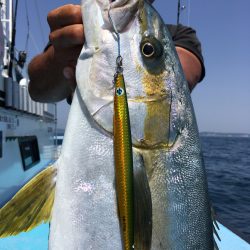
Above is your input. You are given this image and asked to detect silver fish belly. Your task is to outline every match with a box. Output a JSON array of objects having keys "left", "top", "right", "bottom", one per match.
[{"left": 49, "top": 0, "right": 214, "bottom": 249}]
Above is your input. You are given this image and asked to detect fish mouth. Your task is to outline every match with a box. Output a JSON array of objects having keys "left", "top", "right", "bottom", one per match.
[
  {"left": 97, "top": 0, "right": 139, "bottom": 32},
  {"left": 109, "top": 0, "right": 130, "bottom": 7},
  {"left": 97, "top": 0, "right": 136, "bottom": 10}
]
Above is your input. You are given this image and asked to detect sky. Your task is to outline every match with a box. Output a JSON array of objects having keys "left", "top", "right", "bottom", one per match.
[{"left": 15, "top": 0, "right": 250, "bottom": 133}]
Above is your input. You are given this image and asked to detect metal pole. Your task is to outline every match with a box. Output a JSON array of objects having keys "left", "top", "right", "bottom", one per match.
[
  {"left": 8, "top": 0, "right": 12, "bottom": 44},
  {"left": 8, "top": 0, "right": 18, "bottom": 78},
  {"left": 1, "top": 0, "right": 13, "bottom": 77}
]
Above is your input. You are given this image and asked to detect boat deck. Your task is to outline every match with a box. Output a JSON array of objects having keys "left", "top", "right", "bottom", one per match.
[
  {"left": 0, "top": 222, "right": 249, "bottom": 249},
  {"left": 0, "top": 224, "right": 49, "bottom": 250}
]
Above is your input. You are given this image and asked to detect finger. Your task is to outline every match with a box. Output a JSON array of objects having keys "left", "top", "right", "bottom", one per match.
[
  {"left": 53, "top": 45, "right": 82, "bottom": 66},
  {"left": 63, "top": 66, "right": 77, "bottom": 92},
  {"left": 49, "top": 24, "right": 84, "bottom": 49},
  {"left": 47, "top": 4, "right": 82, "bottom": 31},
  {"left": 63, "top": 66, "right": 75, "bottom": 80}
]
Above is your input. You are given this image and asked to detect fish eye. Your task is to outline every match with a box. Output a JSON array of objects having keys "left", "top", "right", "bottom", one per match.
[
  {"left": 141, "top": 43, "right": 155, "bottom": 58},
  {"left": 140, "top": 36, "right": 163, "bottom": 60}
]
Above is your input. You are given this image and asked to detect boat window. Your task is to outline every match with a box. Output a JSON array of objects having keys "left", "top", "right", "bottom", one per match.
[
  {"left": 18, "top": 136, "right": 40, "bottom": 170},
  {"left": 0, "top": 131, "right": 2, "bottom": 158}
]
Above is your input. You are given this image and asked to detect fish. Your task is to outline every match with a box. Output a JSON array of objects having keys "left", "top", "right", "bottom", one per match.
[{"left": 0, "top": 0, "right": 217, "bottom": 249}]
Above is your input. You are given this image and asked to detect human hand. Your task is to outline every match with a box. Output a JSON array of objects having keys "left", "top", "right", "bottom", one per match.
[{"left": 47, "top": 4, "right": 84, "bottom": 91}]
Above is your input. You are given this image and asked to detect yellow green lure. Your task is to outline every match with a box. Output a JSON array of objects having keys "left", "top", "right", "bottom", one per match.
[
  {"left": 108, "top": 6, "right": 134, "bottom": 249},
  {"left": 113, "top": 57, "right": 134, "bottom": 250}
]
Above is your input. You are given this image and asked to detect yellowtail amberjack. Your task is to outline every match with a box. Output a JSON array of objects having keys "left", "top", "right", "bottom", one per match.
[{"left": 0, "top": 0, "right": 217, "bottom": 249}]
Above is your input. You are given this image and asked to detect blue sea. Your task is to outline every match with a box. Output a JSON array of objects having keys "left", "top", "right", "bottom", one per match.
[{"left": 201, "top": 133, "right": 250, "bottom": 242}]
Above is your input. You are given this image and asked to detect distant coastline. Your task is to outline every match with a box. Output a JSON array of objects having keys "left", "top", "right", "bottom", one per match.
[
  {"left": 200, "top": 132, "right": 250, "bottom": 138},
  {"left": 56, "top": 129, "right": 250, "bottom": 139}
]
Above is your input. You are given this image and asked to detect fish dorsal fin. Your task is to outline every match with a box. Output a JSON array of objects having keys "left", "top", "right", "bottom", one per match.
[{"left": 0, "top": 165, "right": 57, "bottom": 238}]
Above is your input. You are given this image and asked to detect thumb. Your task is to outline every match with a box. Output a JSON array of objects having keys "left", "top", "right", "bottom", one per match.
[{"left": 63, "top": 66, "right": 77, "bottom": 91}]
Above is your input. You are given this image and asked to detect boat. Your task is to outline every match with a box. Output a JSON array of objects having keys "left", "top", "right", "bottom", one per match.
[
  {"left": 0, "top": 0, "right": 57, "bottom": 208},
  {"left": 0, "top": 221, "right": 249, "bottom": 250},
  {"left": 0, "top": 1, "right": 249, "bottom": 249}
]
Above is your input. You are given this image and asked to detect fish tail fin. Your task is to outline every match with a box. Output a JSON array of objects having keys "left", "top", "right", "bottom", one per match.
[
  {"left": 133, "top": 151, "right": 152, "bottom": 250},
  {"left": 0, "top": 165, "right": 57, "bottom": 238}
]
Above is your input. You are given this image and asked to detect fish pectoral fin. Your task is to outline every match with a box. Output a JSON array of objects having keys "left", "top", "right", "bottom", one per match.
[
  {"left": 0, "top": 165, "right": 57, "bottom": 238},
  {"left": 133, "top": 152, "right": 152, "bottom": 250}
]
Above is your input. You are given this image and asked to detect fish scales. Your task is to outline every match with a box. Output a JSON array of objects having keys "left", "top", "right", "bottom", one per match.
[{"left": 49, "top": 0, "right": 214, "bottom": 249}]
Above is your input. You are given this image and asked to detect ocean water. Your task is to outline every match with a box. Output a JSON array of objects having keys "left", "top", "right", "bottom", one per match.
[{"left": 201, "top": 134, "right": 250, "bottom": 242}]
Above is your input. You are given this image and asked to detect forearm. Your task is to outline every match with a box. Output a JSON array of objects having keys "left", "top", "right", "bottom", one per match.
[
  {"left": 28, "top": 46, "right": 72, "bottom": 103},
  {"left": 176, "top": 46, "right": 202, "bottom": 91}
]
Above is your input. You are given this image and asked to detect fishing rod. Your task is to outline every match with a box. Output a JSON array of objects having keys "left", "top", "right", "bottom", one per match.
[
  {"left": 177, "top": 0, "right": 181, "bottom": 25},
  {"left": 177, "top": 0, "right": 186, "bottom": 25}
]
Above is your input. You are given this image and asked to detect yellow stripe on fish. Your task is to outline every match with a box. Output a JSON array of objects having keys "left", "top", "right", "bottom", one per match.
[{"left": 113, "top": 72, "right": 134, "bottom": 250}]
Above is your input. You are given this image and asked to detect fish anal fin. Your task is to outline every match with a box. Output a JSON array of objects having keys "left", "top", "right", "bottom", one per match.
[
  {"left": 133, "top": 151, "right": 152, "bottom": 250},
  {"left": 0, "top": 165, "right": 57, "bottom": 238},
  {"left": 211, "top": 206, "right": 220, "bottom": 249}
]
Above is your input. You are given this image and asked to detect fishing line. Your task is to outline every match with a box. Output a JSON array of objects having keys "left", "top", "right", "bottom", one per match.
[
  {"left": 108, "top": 6, "right": 121, "bottom": 64},
  {"left": 34, "top": 0, "right": 46, "bottom": 46},
  {"left": 29, "top": 32, "right": 41, "bottom": 54},
  {"left": 187, "top": 0, "right": 191, "bottom": 26},
  {"left": 24, "top": 0, "right": 30, "bottom": 52}
]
